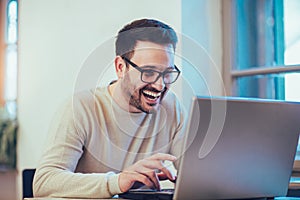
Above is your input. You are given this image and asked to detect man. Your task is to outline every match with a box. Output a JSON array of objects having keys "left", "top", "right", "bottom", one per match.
[{"left": 33, "top": 18, "right": 186, "bottom": 198}]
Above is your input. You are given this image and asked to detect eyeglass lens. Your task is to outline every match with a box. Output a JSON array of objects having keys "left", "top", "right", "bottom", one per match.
[{"left": 142, "top": 70, "right": 178, "bottom": 84}]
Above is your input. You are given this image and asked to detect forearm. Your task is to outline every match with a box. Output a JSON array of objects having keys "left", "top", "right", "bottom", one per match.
[{"left": 33, "top": 166, "right": 122, "bottom": 198}]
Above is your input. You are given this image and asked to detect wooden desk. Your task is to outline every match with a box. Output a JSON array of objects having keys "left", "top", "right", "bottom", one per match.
[{"left": 24, "top": 198, "right": 120, "bottom": 200}]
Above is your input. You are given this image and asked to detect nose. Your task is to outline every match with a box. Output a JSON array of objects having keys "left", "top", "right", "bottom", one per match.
[{"left": 153, "top": 75, "right": 165, "bottom": 90}]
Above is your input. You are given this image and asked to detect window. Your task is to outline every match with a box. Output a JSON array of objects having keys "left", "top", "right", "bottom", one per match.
[
  {"left": 0, "top": 0, "right": 18, "bottom": 118},
  {"left": 223, "top": 0, "right": 300, "bottom": 177},
  {"left": 0, "top": 0, "right": 18, "bottom": 170}
]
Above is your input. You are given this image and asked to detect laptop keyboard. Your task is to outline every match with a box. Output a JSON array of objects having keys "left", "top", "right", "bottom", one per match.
[{"left": 119, "top": 188, "right": 174, "bottom": 200}]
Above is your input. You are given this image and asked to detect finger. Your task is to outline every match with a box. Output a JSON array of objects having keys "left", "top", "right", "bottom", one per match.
[
  {"left": 137, "top": 158, "right": 176, "bottom": 181},
  {"left": 138, "top": 159, "right": 174, "bottom": 172},
  {"left": 119, "top": 171, "right": 154, "bottom": 192},
  {"left": 134, "top": 166, "right": 160, "bottom": 190},
  {"left": 157, "top": 172, "right": 168, "bottom": 180},
  {"left": 157, "top": 172, "right": 172, "bottom": 180},
  {"left": 157, "top": 163, "right": 176, "bottom": 181},
  {"left": 149, "top": 153, "right": 177, "bottom": 162},
  {"left": 137, "top": 159, "right": 164, "bottom": 171},
  {"left": 133, "top": 173, "right": 154, "bottom": 189},
  {"left": 157, "top": 172, "right": 177, "bottom": 183},
  {"left": 171, "top": 176, "right": 177, "bottom": 183},
  {"left": 143, "top": 170, "right": 161, "bottom": 190}
]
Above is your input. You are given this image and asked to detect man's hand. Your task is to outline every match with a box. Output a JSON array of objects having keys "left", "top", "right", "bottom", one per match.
[{"left": 118, "top": 153, "right": 177, "bottom": 192}]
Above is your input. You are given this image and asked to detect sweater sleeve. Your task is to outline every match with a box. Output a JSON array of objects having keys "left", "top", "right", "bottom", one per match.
[{"left": 33, "top": 94, "right": 122, "bottom": 198}]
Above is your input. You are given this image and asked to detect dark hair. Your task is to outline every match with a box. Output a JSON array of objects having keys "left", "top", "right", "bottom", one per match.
[{"left": 115, "top": 19, "right": 178, "bottom": 59}]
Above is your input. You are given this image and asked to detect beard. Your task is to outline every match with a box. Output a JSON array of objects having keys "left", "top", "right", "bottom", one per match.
[
  {"left": 121, "top": 74, "right": 167, "bottom": 114},
  {"left": 129, "top": 85, "right": 167, "bottom": 114},
  {"left": 129, "top": 94, "right": 150, "bottom": 113}
]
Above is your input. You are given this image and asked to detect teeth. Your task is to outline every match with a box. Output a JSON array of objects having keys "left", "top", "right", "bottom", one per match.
[{"left": 143, "top": 90, "right": 161, "bottom": 98}]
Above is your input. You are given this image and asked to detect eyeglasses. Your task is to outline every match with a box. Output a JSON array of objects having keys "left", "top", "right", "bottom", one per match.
[{"left": 122, "top": 56, "right": 181, "bottom": 84}]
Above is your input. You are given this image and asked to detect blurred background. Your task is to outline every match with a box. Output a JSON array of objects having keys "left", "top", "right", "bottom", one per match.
[{"left": 0, "top": 0, "right": 299, "bottom": 199}]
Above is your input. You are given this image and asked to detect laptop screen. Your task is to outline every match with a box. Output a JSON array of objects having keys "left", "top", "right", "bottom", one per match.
[{"left": 174, "top": 97, "right": 300, "bottom": 199}]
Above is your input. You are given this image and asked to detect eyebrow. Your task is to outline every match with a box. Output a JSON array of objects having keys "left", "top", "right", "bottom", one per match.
[{"left": 140, "top": 65, "right": 175, "bottom": 71}]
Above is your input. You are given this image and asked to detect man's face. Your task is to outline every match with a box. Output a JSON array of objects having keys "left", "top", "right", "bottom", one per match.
[{"left": 121, "top": 41, "right": 175, "bottom": 113}]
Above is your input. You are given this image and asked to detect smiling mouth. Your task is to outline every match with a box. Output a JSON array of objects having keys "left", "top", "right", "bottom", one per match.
[{"left": 142, "top": 89, "right": 162, "bottom": 101}]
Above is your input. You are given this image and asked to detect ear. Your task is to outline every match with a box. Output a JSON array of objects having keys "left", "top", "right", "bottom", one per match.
[{"left": 114, "top": 56, "right": 127, "bottom": 79}]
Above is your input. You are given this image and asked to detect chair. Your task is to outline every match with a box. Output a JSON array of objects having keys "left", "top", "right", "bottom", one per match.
[{"left": 22, "top": 168, "right": 36, "bottom": 198}]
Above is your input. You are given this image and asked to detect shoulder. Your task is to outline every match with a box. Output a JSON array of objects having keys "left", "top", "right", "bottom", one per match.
[
  {"left": 160, "top": 91, "right": 186, "bottom": 123},
  {"left": 161, "top": 91, "right": 184, "bottom": 114},
  {"left": 71, "top": 87, "right": 108, "bottom": 108},
  {"left": 65, "top": 87, "right": 109, "bottom": 121}
]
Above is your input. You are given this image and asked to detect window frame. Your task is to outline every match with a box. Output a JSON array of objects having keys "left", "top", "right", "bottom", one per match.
[
  {"left": 222, "top": 0, "right": 300, "bottom": 175},
  {"left": 0, "top": 0, "right": 6, "bottom": 106},
  {"left": 0, "top": 0, "right": 18, "bottom": 117}
]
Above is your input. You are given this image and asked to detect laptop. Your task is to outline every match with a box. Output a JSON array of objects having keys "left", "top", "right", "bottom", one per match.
[{"left": 120, "top": 97, "right": 300, "bottom": 200}]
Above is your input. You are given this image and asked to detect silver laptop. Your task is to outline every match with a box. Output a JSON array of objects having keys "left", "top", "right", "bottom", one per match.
[
  {"left": 174, "top": 96, "right": 300, "bottom": 199},
  {"left": 120, "top": 97, "right": 300, "bottom": 200}
]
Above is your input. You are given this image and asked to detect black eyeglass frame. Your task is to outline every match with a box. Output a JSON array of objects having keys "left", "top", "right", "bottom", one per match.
[{"left": 122, "top": 56, "right": 181, "bottom": 84}]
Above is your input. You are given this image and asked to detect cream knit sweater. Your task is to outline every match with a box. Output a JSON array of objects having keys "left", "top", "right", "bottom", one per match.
[{"left": 33, "top": 86, "right": 186, "bottom": 198}]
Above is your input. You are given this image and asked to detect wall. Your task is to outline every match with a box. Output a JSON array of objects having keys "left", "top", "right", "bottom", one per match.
[
  {"left": 181, "top": 0, "right": 224, "bottom": 108},
  {"left": 16, "top": 0, "right": 182, "bottom": 199},
  {"left": 14, "top": 0, "right": 223, "bottom": 199}
]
